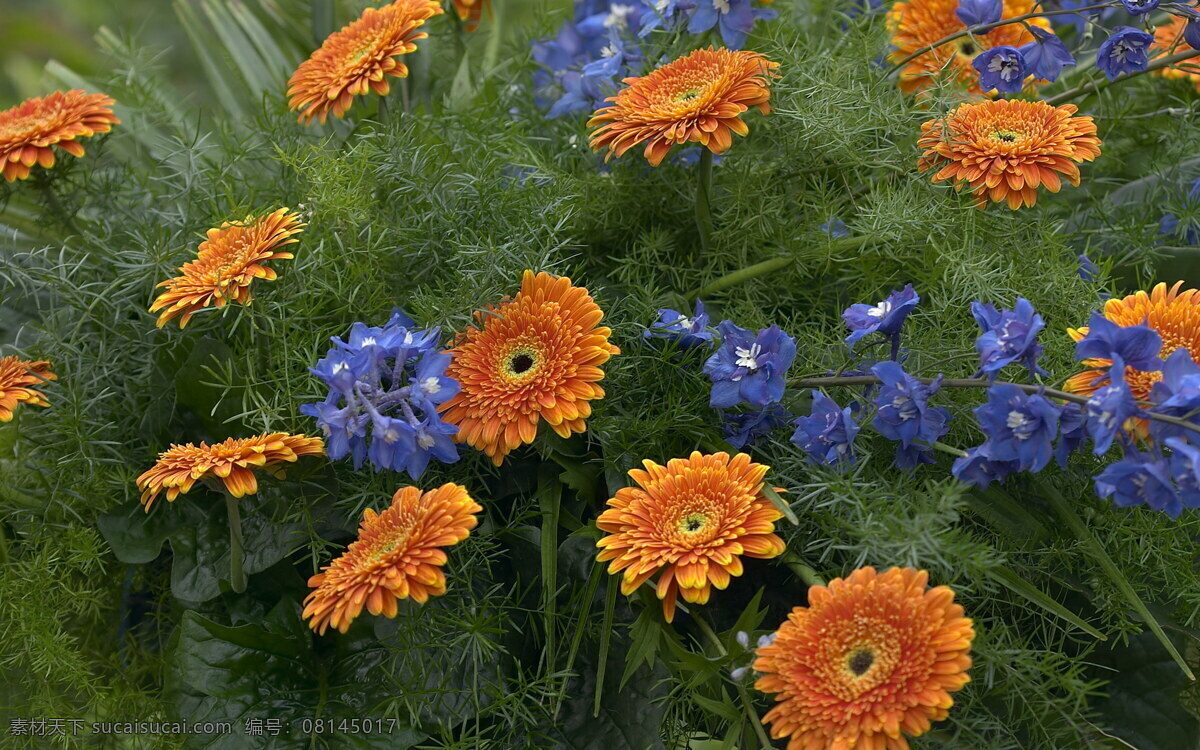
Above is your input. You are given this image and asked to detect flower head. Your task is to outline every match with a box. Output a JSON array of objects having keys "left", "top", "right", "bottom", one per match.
[
  {"left": 973, "top": 384, "right": 1059, "bottom": 472},
  {"left": 1148, "top": 349, "right": 1200, "bottom": 441},
  {"left": 440, "top": 271, "right": 619, "bottom": 465},
  {"left": 724, "top": 403, "right": 792, "bottom": 449},
  {"left": 1095, "top": 450, "right": 1181, "bottom": 517},
  {"left": 887, "top": 0, "right": 1049, "bottom": 95},
  {"left": 0, "top": 357, "right": 56, "bottom": 422},
  {"left": 136, "top": 433, "right": 325, "bottom": 511},
  {"left": 791, "top": 391, "right": 860, "bottom": 468},
  {"left": 1018, "top": 27, "right": 1075, "bottom": 82},
  {"left": 842, "top": 284, "right": 919, "bottom": 348},
  {"left": 972, "top": 297, "right": 1047, "bottom": 380},
  {"left": 1097, "top": 27, "right": 1154, "bottom": 81},
  {"left": 955, "top": 0, "right": 1000, "bottom": 26},
  {"left": 1118, "top": 0, "right": 1157, "bottom": 15},
  {"left": 0, "top": 90, "right": 118, "bottom": 182},
  {"left": 755, "top": 567, "right": 974, "bottom": 750},
  {"left": 149, "top": 208, "right": 304, "bottom": 328},
  {"left": 588, "top": 47, "right": 777, "bottom": 166},
  {"left": 918, "top": 99, "right": 1101, "bottom": 210},
  {"left": 596, "top": 451, "right": 785, "bottom": 622},
  {"left": 704, "top": 321, "right": 796, "bottom": 409},
  {"left": 287, "top": 0, "right": 443, "bottom": 124},
  {"left": 1065, "top": 283, "right": 1200, "bottom": 429},
  {"left": 644, "top": 299, "right": 714, "bottom": 348},
  {"left": 1084, "top": 359, "right": 1141, "bottom": 455},
  {"left": 871, "top": 361, "right": 951, "bottom": 469},
  {"left": 973, "top": 46, "right": 1027, "bottom": 94},
  {"left": 1055, "top": 401, "right": 1088, "bottom": 467},
  {"left": 1166, "top": 437, "right": 1200, "bottom": 511},
  {"left": 687, "top": 0, "right": 777, "bottom": 50},
  {"left": 1152, "top": 18, "right": 1200, "bottom": 90},
  {"left": 448, "top": 0, "right": 489, "bottom": 30},
  {"left": 952, "top": 445, "right": 1019, "bottom": 489},
  {"left": 303, "top": 483, "right": 481, "bottom": 634}
]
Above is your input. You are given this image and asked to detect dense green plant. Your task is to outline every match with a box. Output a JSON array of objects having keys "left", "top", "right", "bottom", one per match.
[{"left": 2, "top": 0, "right": 1200, "bottom": 748}]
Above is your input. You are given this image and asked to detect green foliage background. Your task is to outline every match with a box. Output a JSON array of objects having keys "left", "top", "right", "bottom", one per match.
[{"left": 2, "top": 0, "right": 1200, "bottom": 748}]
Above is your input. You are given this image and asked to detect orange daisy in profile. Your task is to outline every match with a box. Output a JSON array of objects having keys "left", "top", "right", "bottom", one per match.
[
  {"left": 0, "top": 89, "right": 118, "bottom": 182},
  {"left": 149, "top": 208, "right": 304, "bottom": 328},
  {"left": 588, "top": 47, "right": 778, "bottom": 167},
  {"left": 754, "top": 567, "right": 975, "bottom": 750},
  {"left": 447, "top": 0, "right": 488, "bottom": 30},
  {"left": 887, "top": 0, "right": 1049, "bottom": 95},
  {"left": 303, "top": 483, "right": 481, "bottom": 635},
  {"left": 1151, "top": 17, "right": 1200, "bottom": 90},
  {"left": 1066, "top": 282, "right": 1200, "bottom": 420},
  {"left": 288, "top": 0, "right": 443, "bottom": 125},
  {"left": 918, "top": 99, "right": 1101, "bottom": 210},
  {"left": 136, "top": 433, "right": 325, "bottom": 511},
  {"left": 595, "top": 452, "right": 786, "bottom": 622},
  {"left": 440, "top": 271, "right": 619, "bottom": 465},
  {"left": 0, "top": 357, "right": 57, "bottom": 422}
]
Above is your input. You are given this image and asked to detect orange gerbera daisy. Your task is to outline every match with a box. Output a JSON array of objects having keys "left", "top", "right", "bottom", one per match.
[
  {"left": 303, "top": 483, "right": 481, "bottom": 635},
  {"left": 149, "top": 208, "right": 304, "bottom": 328},
  {"left": 588, "top": 47, "right": 778, "bottom": 167},
  {"left": 918, "top": 99, "right": 1101, "bottom": 210},
  {"left": 595, "top": 452, "right": 786, "bottom": 622},
  {"left": 887, "top": 0, "right": 1049, "bottom": 95},
  {"left": 136, "top": 433, "right": 325, "bottom": 511},
  {"left": 1065, "top": 282, "right": 1200, "bottom": 422},
  {"left": 1152, "top": 17, "right": 1200, "bottom": 90},
  {"left": 288, "top": 0, "right": 443, "bottom": 124},
  {"left": 0, "top": 89, "right": 118, "bottom": 182},
  {"left": 446, "top": 0, "right": 488, "bottom": 30},
  {"left": 755, "top": 567, "right": 975, "bottom": 750},
  {"left": 440, "top": 270, "right": 619, "bottom": 465},
  {"left": 0, "top": 357, "right": 56, "bottom": 422}
]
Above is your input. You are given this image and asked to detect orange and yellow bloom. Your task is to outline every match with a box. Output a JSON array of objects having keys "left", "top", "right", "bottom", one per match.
[
  {"left": 1066, "top": 282, "right": 1200, "bottom": 419},
  {"left": 887, "top": 0, "right": 1048, "bottom": 95},
  {"left": 440, "top": 271, "right": 619, "bottom": 465},
  {"left": 136, "top": 433, "right": 325, "bottom": 511},
  {"left": 588, "top": 47, "right": 777, "bottom": 167},
  {"left": 446, "top": 0, "right": 488, "bottom": 30},
  {"left": 149, "top": 207, "right": 304, "bottom": 328},
  {"left": 755, "top": 566, "right": 974, "bottom": 750},
  {"left": 303, "top": 483, "right": 481, "bottom": 635},
  {"left": 1152, "top": 17, "right": 1200, "bottom": 90},
  {"left": 596, "top": 452, "right": 786, "bottom": 622},
  {"left": 918, "top": 99, "right": 1101, "bottom": 209},
  {"left": 0, "top": 357, "right": 56, "bottom": 422},
  {"left": 288, "top": 0, "right": 443, "bottom": 124},
  {"left": 0, "top": 89, "right": 118, "bottom": 182}
]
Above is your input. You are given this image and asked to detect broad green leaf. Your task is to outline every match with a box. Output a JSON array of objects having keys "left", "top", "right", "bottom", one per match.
[
  {"left": 174, "top": 337, "right": 241, "bottom": 437},
  {"left": 1092, "top": 631, "right": 1200, "bottom": 750}
]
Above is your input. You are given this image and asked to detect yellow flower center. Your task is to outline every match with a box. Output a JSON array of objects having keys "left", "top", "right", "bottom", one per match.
[
  {"left": 991, "top": 129, "right": 1020, "bottom": 143},
  {"left": 678, "top": 512, "right": 709, "bottom": 534}
]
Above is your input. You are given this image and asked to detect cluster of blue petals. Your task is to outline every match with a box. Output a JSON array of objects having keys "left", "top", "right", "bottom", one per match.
[{"left": 301, "top": 311, "right": 461, "bottom": 480}]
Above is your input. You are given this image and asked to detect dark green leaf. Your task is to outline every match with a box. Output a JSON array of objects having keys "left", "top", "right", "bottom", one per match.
[{"left": 1092, "top": 630, "right": 1200, "bottom": 750}]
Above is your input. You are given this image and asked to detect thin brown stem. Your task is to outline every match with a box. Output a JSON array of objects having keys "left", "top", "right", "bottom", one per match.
[{"left": 1044, "top": 48, "right": 1200, "bottom": 106}]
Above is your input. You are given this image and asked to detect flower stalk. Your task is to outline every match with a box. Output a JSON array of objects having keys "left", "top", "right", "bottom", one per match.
[
  {"left": 223, "top": 491, "right": 247, "bottom": 594},
  {"left": 1045, "top": 47, "right": 1200, "bottom": 105},
  {"left": 690, "top": 610, "right": 774, "bottom": 750},
  {"left": 696, "top": 148, "right": 715, "bottom": 254}
]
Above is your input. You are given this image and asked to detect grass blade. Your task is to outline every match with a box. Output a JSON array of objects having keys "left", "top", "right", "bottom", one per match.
[{"left": 987, "top": 564, "right": 1105, "bottom": 640}]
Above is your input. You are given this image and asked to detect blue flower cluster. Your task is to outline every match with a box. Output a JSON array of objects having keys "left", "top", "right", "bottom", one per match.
[
  {"left": 532, "top": 0, "right": 775, "bottom": 118},
  {"left": 644, "top": 299, "right": 715, "bottom": 348},
  {"left": 301, "top": 311, "right": 461, "bottom": 480},
  {"left": 956, "top": 0, "right": 1075, "bottom": 94}
]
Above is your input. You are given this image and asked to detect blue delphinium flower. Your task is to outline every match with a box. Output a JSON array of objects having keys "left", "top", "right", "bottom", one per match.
[
  {"left": 1187, "top": 15, "right": 1200, "bottom": 51},
  {"left": 724, "top": 403, "right": 792, "bottom": 449},
  {"left": 973, "top": 385, "right": 1060, "bottom": 472},
  {"left": 1018, "top": 27, "right": 1075, "bottom": 82},
  {"left": 704, "top": 321, "right": 796, "bottom": 408},
  {"left": 1096, "top": 27, "right": 1154, "bottom": 81},
  {"left": 820, "top": 218, "right": 850, "bottom": 239},
  {"left": 974, "top": 46, "right": 1027, "bottom": 93},
  {"left": 871, "top": 361, "right": 951, "bottom": 469},
  {"left": 843, "top": 284, "right": 919, "bottom": 352},
  {"left": 644, "top": 300, "right": 714, "bottom": 348},
  {"left": 952, "top": 446, "right": 1019, "bottom": 489},
  {"left": 687, "top": 0, "right": 776, "bottom": 50},
  {"left": 1094, "top": 450, "right": 1181, "bottom": 517},
  {"left": 1074, "top": 314, "right": 1162, "bottom": 373},
  {"left": 1118, "top": 0, "right": 1157, "bottom": 15},
  {"left": 1148, "top": 348, "right": 1200, "bottom": 440},
  {"left": 1158, "top": 177, "right": 1200, "bottom": 246},
  {"left": 971, "top": 297, "right": 1047, "bottom": 380},
  {"left": 791, "top": 391, "right": 860, "bottom": 468},
  {"left": 1084, "top": 356, "right": 1141, "bottom": 454},
  {"left": 302, "top": 312, "right": 460, "bottom": 480},
  {"left": 1055, "top": 401, "right": 1087, "bottom": 467},
  {"left": 1166, "top": 437, "right": 1200, "bottom": 510},
  {"left": 955, "top": 0, "right": 1000, "bottom": 26},
  {"left": 639, "top": 0, "right": 694, "bottom": 34},
  {"left": 1077, "top": 254, "right": 1099, "bottom": 282}
]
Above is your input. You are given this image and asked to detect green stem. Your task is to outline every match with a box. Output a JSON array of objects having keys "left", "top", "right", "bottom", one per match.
[
  {"left": 695, "top": 149, "right": 715, "bottom": 254},
  {"left": 37, "top": 180, "right": 81, "bottom": 235},
  {"left": 932, "top": 440, "right": 969, "bottom": 458},
  {"left": 686, "top": 235, "right": 870, "bottom": 299},
  {"left": 224, "top": 492, "right": 246, "bottom": 594},
  {"left": 483, "top": 0, "right": 504, "bottom": 73},
  {"left": 1044, "top": 48, "right": 1200, "bottom": 106},
  {"left": 781, "top": 552, "right": 825, "bottom": 587},
  {"left": 691, "top": 611, "right": 774, "bottom": 749},
  {"left": 1038, "top": 479, "right": 1194, "bottom": 680}
]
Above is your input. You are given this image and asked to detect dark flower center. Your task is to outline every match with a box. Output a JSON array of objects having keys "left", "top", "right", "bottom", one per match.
[
  {"left": 511, "top": 353, "right": 535, "bottom": 374},
  {"left": 959, "top": 41, "right": 977, "bottom": 56},
  {"left": 993, "top": 130, "right": 1019, "bottom": 143},
  {"left": 848, "top": 649, "right": 875, "bottom": 676}
]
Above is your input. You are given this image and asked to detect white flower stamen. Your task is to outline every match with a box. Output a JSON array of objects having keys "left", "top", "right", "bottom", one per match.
[{"left": 735, "top": 343, "right": 762, "bottom": 370}]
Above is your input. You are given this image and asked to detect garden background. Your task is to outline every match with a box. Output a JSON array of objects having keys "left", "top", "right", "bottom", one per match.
[{"left": 3, "top": 0, "right": 1200, "bottom": 748}]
